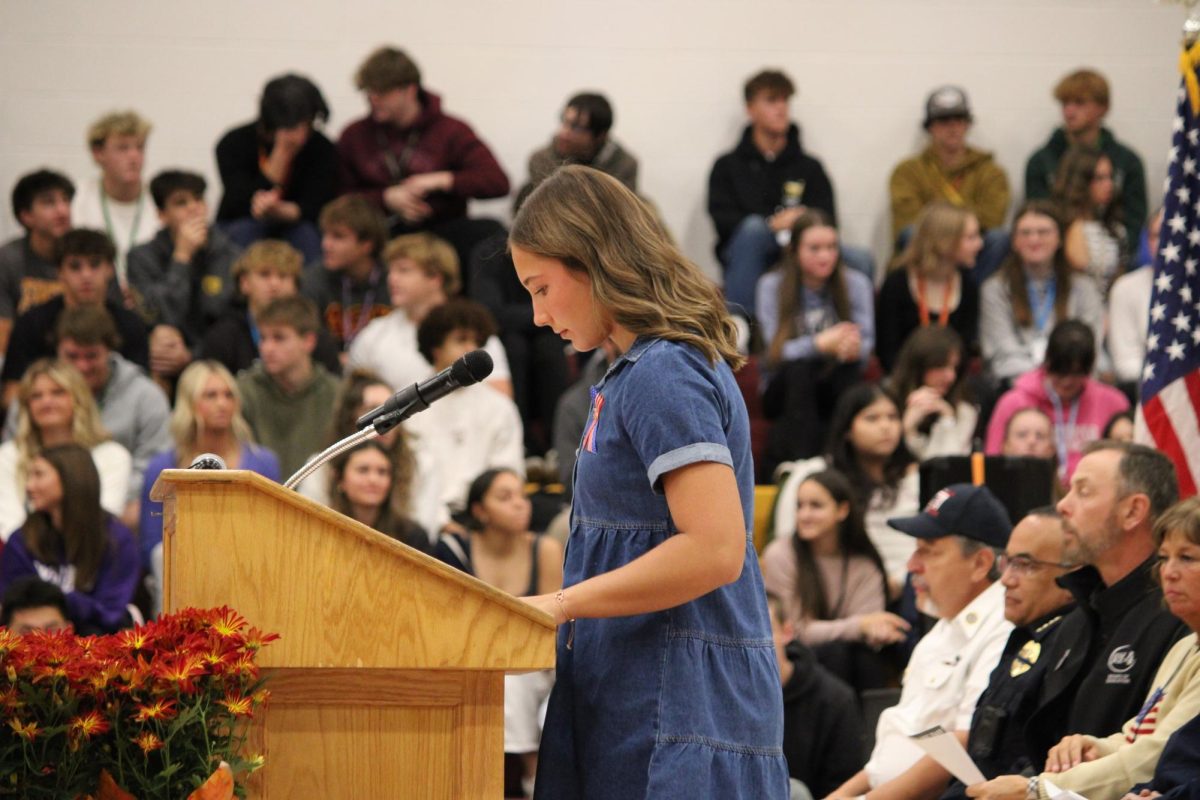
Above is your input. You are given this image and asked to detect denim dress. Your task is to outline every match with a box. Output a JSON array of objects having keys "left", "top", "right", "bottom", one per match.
[{"left": 534, "top": 337, "right": 788, "bottom": 799}]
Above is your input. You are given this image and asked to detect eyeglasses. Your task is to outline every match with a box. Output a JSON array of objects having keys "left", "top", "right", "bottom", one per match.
[{"left": 998, "top": 554, "right": 1075, "bottom": 576}]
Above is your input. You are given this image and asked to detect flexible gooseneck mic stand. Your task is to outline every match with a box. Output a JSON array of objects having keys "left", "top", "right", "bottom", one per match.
[{"left": 282, "top": 406, "right": 410, "bottom": 491}]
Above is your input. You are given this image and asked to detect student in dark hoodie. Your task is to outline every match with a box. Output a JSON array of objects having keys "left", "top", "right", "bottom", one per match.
[
  {"left": 767, "top": 591, "right": 865, "bottom": 800},
  {"left": 336, "top": 46, "right": 509, "bottom": 282},
  {"left": 707, "top": 69, "right": 871, "bottom": 318}
]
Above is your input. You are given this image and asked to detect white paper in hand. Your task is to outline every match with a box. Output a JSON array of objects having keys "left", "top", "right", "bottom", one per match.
[
  {"left": 908, "top": 725, "right": 985, "bottom": 786},
  {"left": 1043, "top": 778, "right": 1089, "bottom": 800}
]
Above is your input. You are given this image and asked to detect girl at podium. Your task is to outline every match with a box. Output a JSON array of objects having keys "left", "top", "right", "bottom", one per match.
[{"left": 510, "top": 166, "right": 789, "bottom": 799}]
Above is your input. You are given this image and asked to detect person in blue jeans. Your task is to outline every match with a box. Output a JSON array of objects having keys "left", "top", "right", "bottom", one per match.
[
  {"left": 511, "top": 165, "right": 788, "bottom": 799},
  {"left": 707, "top": 69, "right": 874, "bottom": 319}
]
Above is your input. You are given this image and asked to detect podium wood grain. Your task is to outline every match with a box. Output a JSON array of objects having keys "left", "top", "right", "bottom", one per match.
[{"left": 153, "top": 470, "right": 553, "bottom": 799}]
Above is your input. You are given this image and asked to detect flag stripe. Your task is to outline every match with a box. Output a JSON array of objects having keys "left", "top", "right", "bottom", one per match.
[{"left": 1144, "top": 390, "right": 1199, "bottom": 496}]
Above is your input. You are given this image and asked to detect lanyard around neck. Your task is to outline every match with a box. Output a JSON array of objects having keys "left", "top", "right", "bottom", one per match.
[
  {"left": 1026, "top": 277, "right": 1057, "bottom": 333},
  {"left": 1047, "top": 384, "right": 1080, "bottom": 480},
  {"left": 916, "top": 272, "right": 953, "bottom": 327},
  {"left": 99, "top": 186, "right": 144, "bottom": 285}
]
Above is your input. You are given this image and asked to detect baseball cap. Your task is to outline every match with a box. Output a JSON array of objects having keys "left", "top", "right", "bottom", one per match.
[
  {"left": 887, "top": 483, "right": 1011, "bottom": 548},
  {"left": 924, "top": 86, "right": 973, "bottom": 127}
]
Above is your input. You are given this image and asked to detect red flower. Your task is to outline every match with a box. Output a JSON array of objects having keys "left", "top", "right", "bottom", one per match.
[
  {"left": 133, "top": 731, "right": 163, "bottom": 754},
  {"left": 217, "top": 693, "right": 254, "bottom": 717},
  {"left": 131, "top": 697, "right": 177, "bottom": 723},
  {"left": 152, "top": 654, "right": 207, "bottom": 694},
  {"left": 69, "top": 710, "right": 110, "bottom": 746},
  {"left": 210, "top": 609, "right": 247, "bottom": 639}
]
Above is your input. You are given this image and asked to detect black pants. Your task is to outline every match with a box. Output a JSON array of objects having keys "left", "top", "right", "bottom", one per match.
[{"left": 762, "top": 358, "right": 862, "bottom": 476}]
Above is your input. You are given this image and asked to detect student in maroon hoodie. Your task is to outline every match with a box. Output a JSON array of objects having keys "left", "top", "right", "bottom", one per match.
[{"left": 337, "top": 46, "right": 509, "bottom": 287}]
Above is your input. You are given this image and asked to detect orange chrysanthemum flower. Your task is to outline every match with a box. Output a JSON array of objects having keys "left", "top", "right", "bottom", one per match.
[
  {"left": 132, "top": 697, "right": 177, "bottom": 723},
  {"left": 210, "top": 610, "right": 247, "bottom": 639},
  {"left": 71, "top": 709, "right": 110, "bottom": 736},
  {"left": 8, "top": 717, "right": 39, "bottom": 741},
  {"left": 217, "top": 693, "right": 253, "bottom": 717},
  {"left": 133, "top": 731, "right": 163, "bottom": 754}
]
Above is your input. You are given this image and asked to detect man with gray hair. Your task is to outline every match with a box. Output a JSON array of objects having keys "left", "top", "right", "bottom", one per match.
[
  {"left": 825, "top": 483, "right": 1013, "bottom": 800},
  {"left": 1014, "top": 440, "right": 1189, "bottom": 787}
]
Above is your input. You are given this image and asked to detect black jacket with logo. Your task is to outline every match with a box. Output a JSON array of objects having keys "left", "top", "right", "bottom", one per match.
[{"left": 1023, "top": 557, "right": 1189, "bottom": 768}]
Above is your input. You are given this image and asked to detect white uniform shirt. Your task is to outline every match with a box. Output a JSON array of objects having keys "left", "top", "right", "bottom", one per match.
[
  {"left": 864, "top": 580, "right": 1012, "bottom": 787},
  {"left": 346, "top": 309, "right": 511, "bottom": 391}
]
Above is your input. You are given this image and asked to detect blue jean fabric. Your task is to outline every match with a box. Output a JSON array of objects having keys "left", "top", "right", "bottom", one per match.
[
  {"left": 219, "top": 217, "right": 322, "bottom": 264},
  {"left": 721, "top": 216, "right": 875, "bottom": 319},
  {"left": 534, "top": 338, "right": 788, "bottom": 799}
]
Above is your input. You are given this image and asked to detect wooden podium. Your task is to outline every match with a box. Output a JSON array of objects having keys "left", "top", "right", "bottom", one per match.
[{"left": 151, "top": 470, "right": 556, "bottom": 799}]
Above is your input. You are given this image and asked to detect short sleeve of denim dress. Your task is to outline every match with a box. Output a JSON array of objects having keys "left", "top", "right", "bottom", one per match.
[{"left": 533, "top": 338, "right": 789, "bottom": 800}]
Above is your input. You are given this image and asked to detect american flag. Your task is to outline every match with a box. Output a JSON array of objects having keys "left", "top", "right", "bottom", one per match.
[{"left": 1137, "top": 65, "right": 1200, "bottom": 497}]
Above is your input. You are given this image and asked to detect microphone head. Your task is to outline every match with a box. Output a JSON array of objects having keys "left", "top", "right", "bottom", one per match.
[
  {"left": 452, "top": 349, "right": 494, "bottom": 386},
  {"left": 189, "top": 453, "right": 228, "bottom": 470}
]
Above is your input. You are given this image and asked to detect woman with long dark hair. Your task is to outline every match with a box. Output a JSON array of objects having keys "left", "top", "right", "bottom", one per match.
[
  {"left": 886, "top": 326, "right": 977, "bottom": 460},
  {"left": 762, "top": 469, "right": 908, "bottom": 690},
  {"left": 328, "top": 440, "right": 429, "bottom": 552},
  {"left": 773, "top": 383, "right": 919, "bottom": 597},
  {"left": 0, "top": 443, "right": 138, "bottom": 635},
  {"left": 757, "top": 210, "right": 874, "bottom": 470},
  {"left": 1053, "top": 145, "right": 1126, "bottom": 291}
]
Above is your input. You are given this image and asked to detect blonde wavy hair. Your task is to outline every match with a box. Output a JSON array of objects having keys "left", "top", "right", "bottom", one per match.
[
  {"left": 891, "top": 201, "right": 974, "bottom": 278},
  {"left": 169, "top": 361, "right": 255, "bottom": 465},
  {"left": 15, "top": 359, "right": 111, "bottom": 485},
  {"left": 509, "top": 165, "right": 743, "bottom": 369}
]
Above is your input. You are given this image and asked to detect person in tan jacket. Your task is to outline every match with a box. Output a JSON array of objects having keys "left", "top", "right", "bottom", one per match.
[{"left": 890, "top": 86, "right": 1011, "bottom": 281}]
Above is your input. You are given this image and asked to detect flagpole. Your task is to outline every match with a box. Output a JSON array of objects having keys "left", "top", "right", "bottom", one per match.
[{"left": 1186, "top": 1, "right": 1200, "bottom": 46}]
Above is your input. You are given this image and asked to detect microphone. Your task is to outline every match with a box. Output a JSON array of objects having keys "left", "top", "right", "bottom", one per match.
[
  {"left": 356, "top": 349, "right": 494, "bottom": 430},
  {"left": 189, "top": 453, "right": 227, "bottom": 470}
]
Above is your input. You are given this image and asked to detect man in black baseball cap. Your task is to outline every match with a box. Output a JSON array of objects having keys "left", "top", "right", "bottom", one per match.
[{"left": 830, "top": 483, "right": 1014, "bottom": 800}]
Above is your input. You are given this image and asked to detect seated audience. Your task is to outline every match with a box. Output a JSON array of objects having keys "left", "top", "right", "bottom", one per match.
[
  {"left": 296, "top": 369, "right": 442, "bottom": 536},
  {"left": 877, "top": 202, "right": 982, "bottom": 373},
  {"left": 236, "top": 295, "right": 339, "bottom": 478},
  {"left": 436, "top": 467, "right": 563, "bottom": 795},
  {"left": 328, "top": 440, "right": 429, "bottom": 551},
  {"left": 1012, "top": 443, "right": 1188, "bottom": 787},
  {"left": 552, "top": 343, "right": 616, "bottom": 494},
  {"left": 2, "top": 229, "right": 149, "bottom": 401},
  {"left": 889, "top": 86, "right": 1011, "bottom": 281},
  {"left": 766, "top": 591, "right": 866, "bottom": 800},
  {"left": 198, "top": 240, "right": 340, "bottom": 375},
  {"left": 128, "top": 169, "right": 239, "bottom": 345},
  {"left": 761, "top": 469, "right": 908, "bottom": 693},
  {"left": 828, "top": 484, "right": 1013, "bottom": 798},
  {"left": 0, "top": 576, "right": 70, "bottom": 634},
  {"left": 1103, "top": 410, "right": 1135, "bottom": 442},
  {"left": 71, "top": 110, "right": 159, "bottom": 290},
  {"left": 980, "top": 201, "right": 1105, "bottom": 387},
  {"left": 887, "top": 326, "right": 977, "bottom": 461},
  {"left": 968, "top": 496, "right": 1200, "bottom": 800},
  {"left": 215, "top": 73, "right": 336, "bottom": 263},
  {"left": 986, "top": 320, "right": 1128, "bottom": 480},
  {"left": 1108, "top": 208, "right": 1161, "bottom": 394},
  {"left": 46, "top": 306, "right": 171, "bottom": 526},
  {"left": 773, "top": 383, "right": 919, "bottom": 591},
  {"left": 1053, "top": 145, "right": 1127, "bottom": 291},
  {"left": 0, "top": 443, "right": 138, "bottom": 635},
  {"left": 999, "top": 407, "right": 1056, "bottom": 459},
  {"left": 1025, "top": 68, "right": 1146, "bottom": 246},
  {"left": 520, "top": 92, "right": 638, "bottom": 200},
  {"left": 304, "top": 195, "right": 391, "bottom": 352},
  {"left": 0, "top": 359, "right": 131, "bottom": 538},
  {"left": 928, "top": 509, "right": 1077, "bottom": 799},
  {"left": 708, "top": 68, "right": 871, "bottom": 317},
  {"left": 407, "top": 299, "right": 523, "bottom": 519},
  {"left": 139, "top": 360, "right": 279, "bottom": 573},
  {"left": 757, "top": 210, "right": 874, "bottom": 471},
  {"left": 468, "top": 227, "right": 567, "bottom": 455},
  {"left": 348, "top": 232, "right": 512, "bottom": 396},
  {"left": 0, "top": 170, "right": 73, "bottom": 354},
  {"left": 337, "top": 45, "right": 510, "bottom": 274}
]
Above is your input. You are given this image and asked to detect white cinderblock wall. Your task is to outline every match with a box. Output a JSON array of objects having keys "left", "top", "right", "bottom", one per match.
[{"left": 0, "top": 0, "right": 1186, "bottom": 279}]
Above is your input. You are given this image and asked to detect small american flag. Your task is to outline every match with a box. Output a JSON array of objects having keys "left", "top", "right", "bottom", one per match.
[{"left": 1136, "top": 47, "right": 1200, "bottom": 497}]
